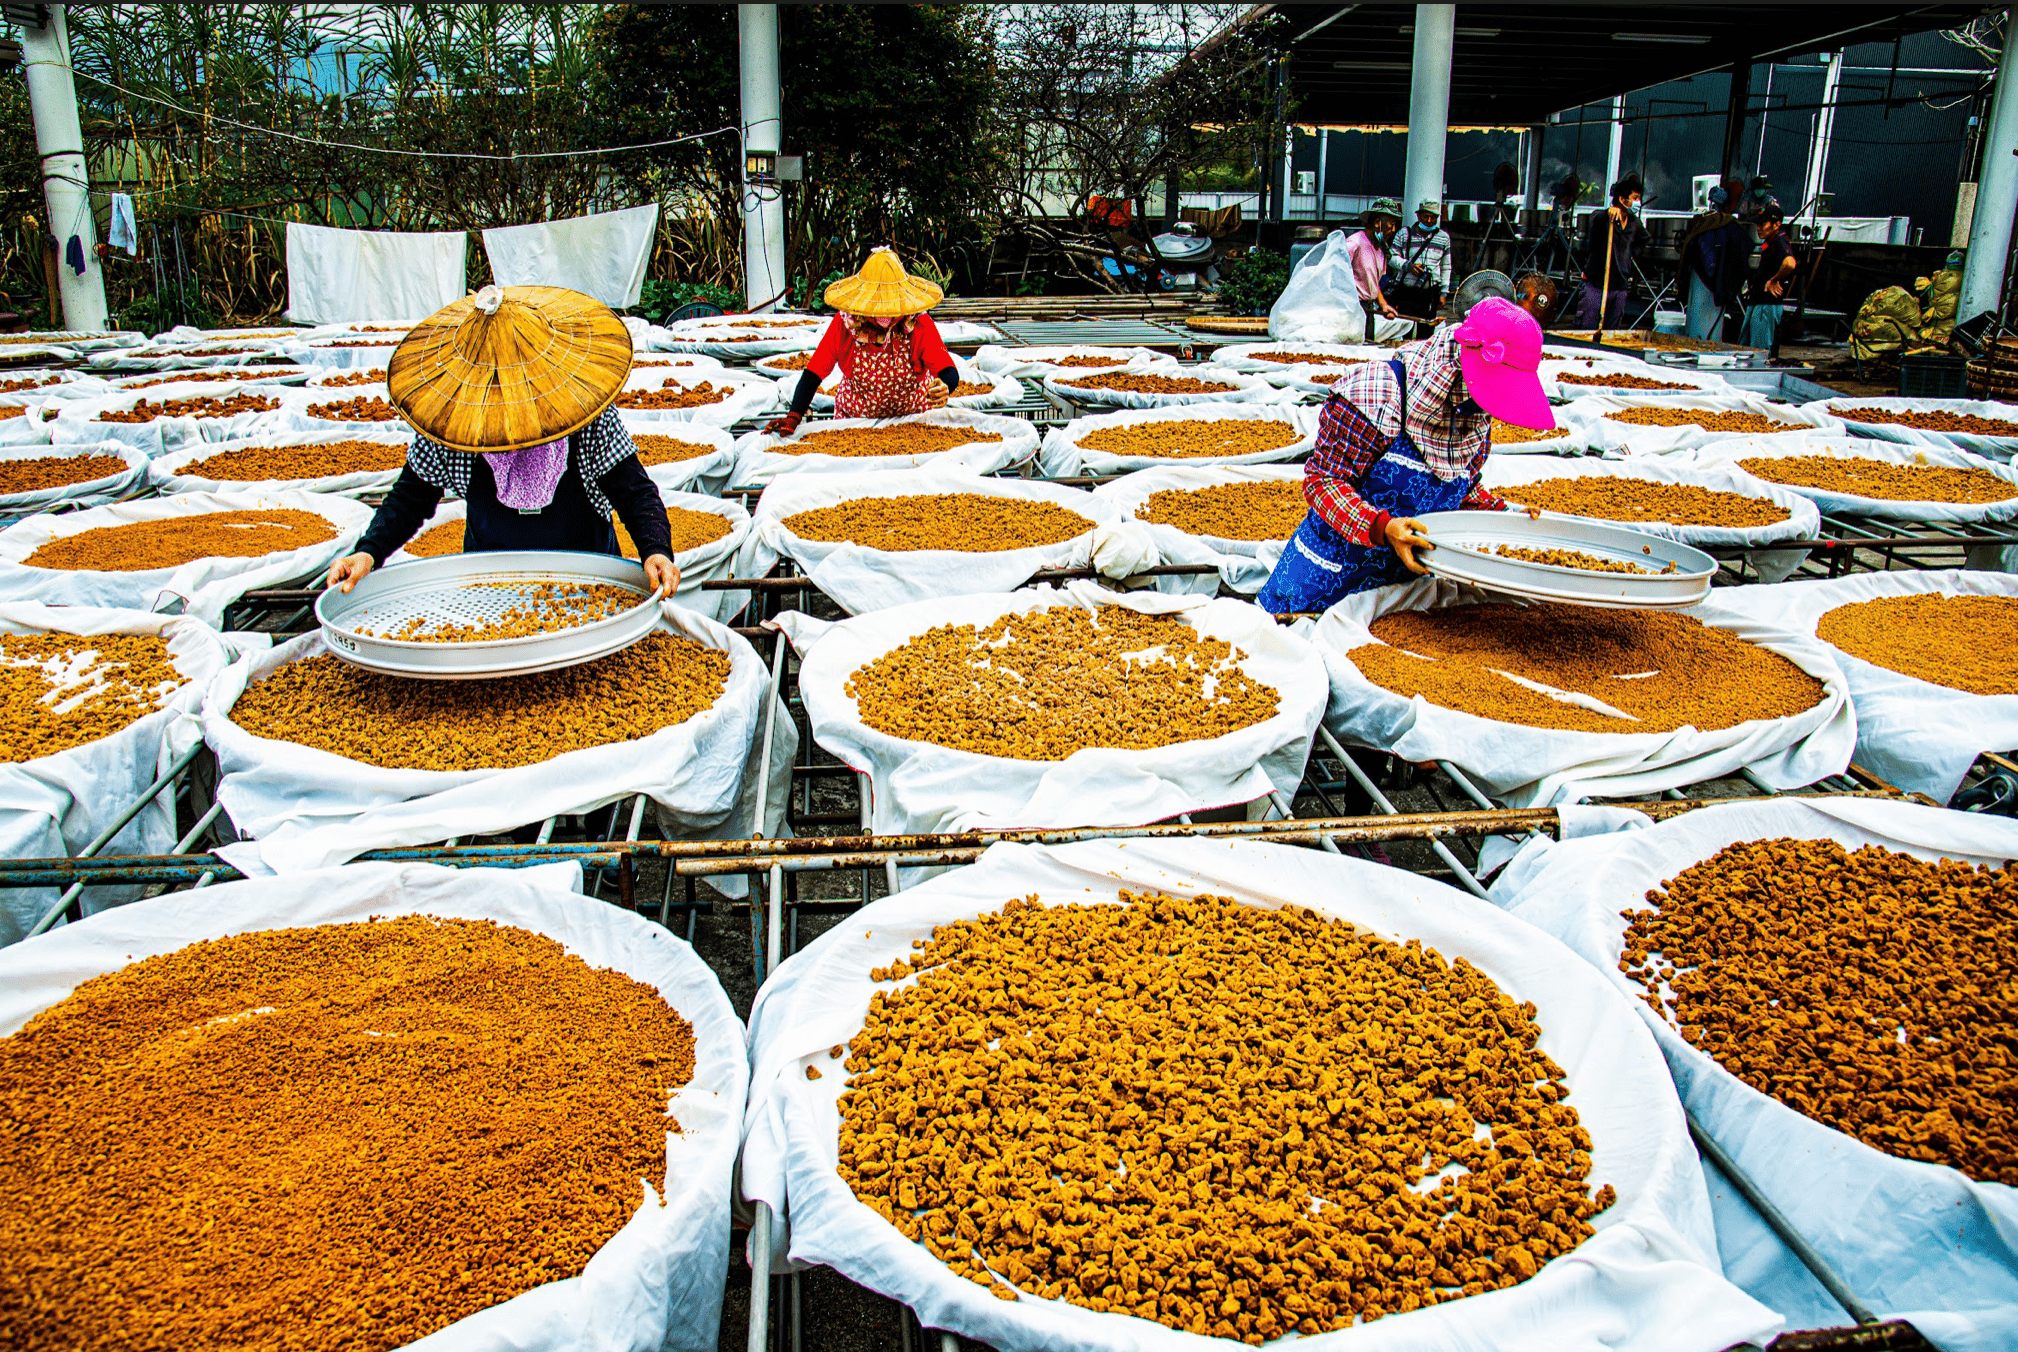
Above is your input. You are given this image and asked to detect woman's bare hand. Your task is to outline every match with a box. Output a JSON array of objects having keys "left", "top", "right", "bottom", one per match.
[
  {"left": 922, "top": 377, "right": 951, "bottom": 409},
  {"left": 327, "top": 552, "right": 373, "bottom": 593},
  {"left": 1384, "top": 517, "right": 1433, "bottom": 574},
  {"left": 643, "top": 553, "right": 680, "bottom": 597}
]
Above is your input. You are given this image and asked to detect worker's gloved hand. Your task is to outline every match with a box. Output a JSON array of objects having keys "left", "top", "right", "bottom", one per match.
[
  {"left": 327, "top": 552, "right": 374, "bottom": 593},
  {"left": 642, "top": 553, "right": 681, "bottom": 598},
  {"left": 1384, "top": 517, "right": 1434, "bottom": 575},
  {"left": 921, "top": 377, "right": 950, "bottom": 409},
  {"left": 763, "top": 410, "right": 804, "bottom": 438}
]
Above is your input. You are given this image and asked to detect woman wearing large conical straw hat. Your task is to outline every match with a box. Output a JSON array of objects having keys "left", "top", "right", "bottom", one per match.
[
  {"left": 761, "top": 247, "right": 961, "bottom": 436},
  {"left": 327, "top": 284, "right": 679, "bottom": 596}
]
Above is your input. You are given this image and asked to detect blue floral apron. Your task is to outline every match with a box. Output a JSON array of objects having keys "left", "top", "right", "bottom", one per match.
[{"left": 1256, "top": 357, "right": 1477, "bottom": 614}]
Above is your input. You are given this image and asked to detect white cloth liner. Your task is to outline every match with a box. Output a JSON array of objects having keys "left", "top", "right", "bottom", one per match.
[
  {"left": 1043, "top": 364, "right": 1284, "bottom": 409},
  {"left": 205, "top": 601, "right": 795, "bottom": 876},
  {"left": 616, "top": 370, "right": 778, "bottom": 428},
  {"left": 111, "top": 368, "right": 309, "bottom": 392},
  {"left": 12, "top": 371, "right": 114, "bottom": 400},
  {"left": 0, "top": 860, "right": 748, "bottom": 1352},
  {"left": 649, "top": 321, "right": 823, "bottom": 362},
  {"left": 753, "top": 470, "right": 1154, "bottom": 615},
  {"left": 0, "top": 403, "right": 56, "bottom": 446},
  {"left": 1487, "top": 797, "right": 2018, "bottom": 1352},
  {"left": 0, "top": 489, "right": 372, "bottom": 627},
  {"left": 147, "top": 424, "right": 411, "bottom": 498},
  {"left": 1038, "top": 402, "right": 1316, "bottom": 478},
  {"left": 644, "top": 486, "right": 774, "bottom": 625},
  {"left": 1480, "top": 455, "right": 1822, "bottom": 586},
  {"left": 740, "top": 835, "right": 1782, "bottom": 1352},
  {"left": 482, "top": 204, "right": 660, "bottom": 309},
  {"left": 305, "top": 365, "right": 390, "bottom": 388},
  {"left": 732, "top": 409, "right": 1040, "bottom": 488},
  {"left": 1299, "top": 576, "right": 1856, "bottom": 807},
  {"left": 1808, "top": 395, "right": 2018, "bottom": 460},
  {"left": 0, "top": 603, "right": 232, "bottom": 944},
  {"left": 1209, "top": 340, "right": 1394, "bottom": 376},
  {"left": 274, "top": 383, "right": 410, "bottom": 437},
  {"left": 1705, "top": 569, "right": 2018, "bottom": 801},
  {"left": 772, "top": 581, "right": 1326, "bottom": 835},
  {"left": 764, "top": 357, "right": 1022, "bottom": 412},
  {"left": 1563, "top": 395, "right": 1842, "bottom": 457},
  {"left": 1683, "top": 435, "right": 2018, "bottom": 526},
  {"left": 284, "top": 221, "right": 469, "bottom": 325},
  {"left": 283, "top": 338, "right": 410, "bottom": 370},
  {"left": 1542, "top": 361, "right": 1731, "bottom": 400},
  {"left": 970, "top": 344, "right": 1180, "bottom": 378},
  {"left": 49, "top": 385, "right": 288, "bottom": 456},
  {"left": 1089, "top": 462, "right": 1305, "bottom": 595},
  {"left": 0, "top": 441, "right": 150, "bottom": 517},
  {"left": 618, "top": 417, "right": 740, "bottom": 497}
]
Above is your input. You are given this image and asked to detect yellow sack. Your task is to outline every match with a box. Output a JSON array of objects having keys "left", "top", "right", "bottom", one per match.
[
  {"left": 1917, "top": 269, "right": 1961, "bottom": 344},
  {"left": 1850, "top": 286, "right": 1923, "bottom": 361}
]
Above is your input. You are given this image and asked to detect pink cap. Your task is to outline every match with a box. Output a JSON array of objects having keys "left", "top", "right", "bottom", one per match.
[{"left": 1453, "top": 296, "right": 1554, "bottom": 431}]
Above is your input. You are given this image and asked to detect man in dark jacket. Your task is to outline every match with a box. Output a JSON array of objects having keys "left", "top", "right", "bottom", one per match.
[
  {"left": 1680, "top": 178, "right": 1751, "bottom": 340},
  {"left": 1575, "top": 174, "right": 1646, "bottom": 329}
]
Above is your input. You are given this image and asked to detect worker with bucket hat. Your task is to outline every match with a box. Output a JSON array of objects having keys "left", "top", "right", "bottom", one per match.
[
  {"left": 1385, "top": 197, "right": 1452, "bottom": 323},
  {"left": 764, "top": 247, "right": 961, "bottom": 437}
]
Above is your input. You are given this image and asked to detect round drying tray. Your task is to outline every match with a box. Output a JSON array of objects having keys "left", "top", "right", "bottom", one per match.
[
  {"left": 315, "top": 550, "right": 663, "bottom": 680},
  {"left": 1414, "top": 510, "right": 1716, "bottom": 609}
]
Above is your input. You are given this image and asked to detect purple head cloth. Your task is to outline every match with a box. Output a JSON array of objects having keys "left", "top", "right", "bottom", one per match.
[{"left": 482, "top": 436, "right": 569, "bottom": 510}]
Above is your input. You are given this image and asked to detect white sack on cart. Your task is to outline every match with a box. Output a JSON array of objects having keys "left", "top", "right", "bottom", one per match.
[
  {"left": 613, "top": 370, "right": 778, "bottom": 428},
  {"left": 1301, "top": 576, "right": 1856, "bottom": 806},
  {"left": 0, "top": 603, "right": 232, "bottom": 944},
  {"left": 970, "top": 344, "right": 1178, "bottom": 378},
  {"left": 0, "top": 442, "right": 150, "bottom": 518},
  {"left": 1482, "top": 455, "right": 1821, "bottom": 585},
  {"left": 1685, "top": 434, "right": 2018, "bottom": 526},
  {"left": 1039, "top": 401, "right": 1315, "bottom": 478},
  {"left": 772, "top": 581, "right": 1325, "bottom": 835},
  {"left": 49, "top": 386, "right": 288, "bottom": 456},
  {"left": 1043, "top": 364, "right": 1285, "bottom": 410},
  {"left": 1267, "top": 228, "right": 1416, "bottom": 343},
  {"left": 0, "top": 489, "right": 372, "bottom": 627},
  {"left": 1564, "top": 394, "right": 1842, "bottom": 456},
  {"left": 1706, "top": 569, "right": 2018, "bottom": 801},
  {"left": 617, "top": 416, "right": 740, "bottom": 497},
  {"left": 148, "top": 424, "right": 410, "bottom": 498},
  {"left": 733, "top": 409, "right": 1039, "bottom": 487},
  {"left": 753, "top": 470, "right": 1153, "bottom": 614},
  {"left": 1488, "top": 796, "right": 2018, "bottom": 1352},
  {"left": 1090, "top": 462, "right": 1305, "bottom": 595},
  {"left": 0, "top": 859, "right": 748, "bottom": 1352},
  {"left": 1810, "top": 395, "right": 2018, "bottom": 461},
  {"left": 640, "top": 486, "right": 774, "bottom": 625},
  {"left": 205, "top": 602, "right": 795, "bottom": 876},
  {"left": 740, "top": 836, "right": 1783, "bottom": 1352},
  {"left": 1209, "top": 339, "right": 1393, "bottom": 376}
]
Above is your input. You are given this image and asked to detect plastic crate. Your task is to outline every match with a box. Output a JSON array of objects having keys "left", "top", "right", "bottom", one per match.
[{"left": 1899, "top": 354, "right": 1970, "bottom": 398}]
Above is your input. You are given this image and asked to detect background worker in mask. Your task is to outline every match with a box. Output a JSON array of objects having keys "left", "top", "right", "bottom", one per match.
[
  {"left": 1575, "top": 174, "right": 1647, "bottom": 329},
  {"left": 1347, "top": 198, "right": 1404, "bottom": 337}
]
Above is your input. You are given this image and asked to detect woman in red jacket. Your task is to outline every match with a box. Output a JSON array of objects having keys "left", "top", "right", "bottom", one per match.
[{"left": 765, "top": 248, "right": 960, "bottom": 435}]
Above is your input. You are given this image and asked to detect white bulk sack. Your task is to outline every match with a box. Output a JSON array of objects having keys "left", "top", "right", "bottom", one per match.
[
  {"left": 1811, "top": 395, "right": 2018, "bottom": 460},
  {"left": 1565, "top": 394, "right": 1841, "bottom": 456},
  {"left": 732, "top": 409, "right": 1039, "bottom": 487},
  {"left": 148, "top": 425, "right": 410, "bottom": 498},
  {"left": 276, "top": 383, "right": 411, "bottom": 437},
  {"left": 0, "top": 603, "right": 232, "bottom": 944},
  {"left": 1706, "top": 569, "right": 2018, "bottom": 801},
  {"left": 0, "top": 859, "right": 748, "bottom": 1352},
  {"left": 1481, "top": 455, "right": 1821, "bottom": 585},
  {"left": 741, "top": 836, "right": 1782, "bottom": 1352},
  {"left": 970, "top": 344, "right": 1179, "bottom": 378},
  {"left": 753, "top": 470, "right": 1152, "bottom": 614},
  {"left": 1209, "top": 339, "right": 1391, "bottom": 376},
  {"left": 1043, "top": 364, "right": 1282, "bottom": 409},
  {"left": 1686, "top": 435, "right": 2018, "bottom": 525},
  {"left": 645, "top": 486, "right": 775, "bottom": 625},
  {"left": 1302, "top": 577, "right": 1855, "bottom": 806},
  {"left": 1091, "top": 462, "right": 1305, "bottom": 595},
  {"left": 49, "top": 385, "right": 288, "bottom": 456},
  {"left": 1267, "top": 228, "right": 1370, "bottom": 343},
  {"left": 1039, "top": 402, "right": 1315, "bottom": 478},
  {"left": 0, "top": 441, "right": 150, "bottom": 517},
  {"left": 772, "top": 581, "right": 1326, "bottom": 835},
  {"left": 205, "top": 602, "right": 795, "bottom": 876},
  {"left": 1488, "top": 797, "right": 2018, "bottom": 1352},
  {"left": 613, "top": 370, "right": 777, "bottom": 428},
  {"left": 617, "top": 418, "right": 739, "bottom": 497},
  {"left": 0, "top": 489, "right": 372, "bottom": 627}
]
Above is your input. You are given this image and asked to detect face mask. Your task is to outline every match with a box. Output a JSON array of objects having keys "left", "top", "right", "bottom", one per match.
[{"left": 1626, "top": 202, "right": 1642, "bottom": 217}]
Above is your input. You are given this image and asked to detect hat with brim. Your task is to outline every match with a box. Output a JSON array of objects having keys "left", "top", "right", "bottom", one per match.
[
  {"left": 1368, "top": 197, "right": 1404, "bottom": 220},
  {"left": 824, "top": 247, "right": 943, "bottom": 318},
  {"left": 1416, "top": 199, "right": 1443, "bottom": 216},
  {"left": 1452, "top": 295, "right": 1554, "bottom": 431},
  {"left": 387, "top": 285, "right": 632, "bottom": 453}
]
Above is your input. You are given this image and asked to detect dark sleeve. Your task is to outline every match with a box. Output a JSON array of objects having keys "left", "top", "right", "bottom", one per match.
[
  {"left": 600, "top": 456, "right": 674, "bottom": 562},
  {"left": 937, "top": 364, "right": 959, "bottom": 395},
  {"left": 356, "top": 466, "right": 444, "bottom": 565},
  {"left": 787, "top": 368, "right": 820, "bottom": 416}
]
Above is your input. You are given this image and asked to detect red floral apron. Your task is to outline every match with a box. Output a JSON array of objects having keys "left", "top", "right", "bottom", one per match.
[{"left": 834, "top": 325, "right": 932, "bottom": 419}]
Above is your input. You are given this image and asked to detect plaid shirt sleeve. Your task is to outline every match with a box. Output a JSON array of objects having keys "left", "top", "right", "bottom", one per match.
[{"left": 1302, "top": 388, "right": 1393, "bottom": 547}]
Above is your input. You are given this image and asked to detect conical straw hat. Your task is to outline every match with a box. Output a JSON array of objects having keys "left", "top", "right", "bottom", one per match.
[
  {"left": 823, "top": 247, "right": 943, "bottom": 318},
  {"left": 387, "top": 284, "right": 633, "bottom": 453}
]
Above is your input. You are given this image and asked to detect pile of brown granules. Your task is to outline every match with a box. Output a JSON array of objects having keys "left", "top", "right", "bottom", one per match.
[
  {"left": 1491, "top": 544, "right": 1674, "bottom": 576},
  {"left": 369, "top": 582, "right": 639, "bottom": 643},
  {"left": 0, "top": 915, "right": 696, "bottom": 1352},
  {"left": 1833, "top": 406, "right": 2018, "bottom": 437},
  {"left": 1605, "top": 407, "right": 1796, "bottom": 434},
  {"left": 305, "top": 395, "right": 401, "bottom": 422},
  {"left": 1556, "top": 372, "right": 1698, "bottom": 391},
  {"left": 845, "top": 605, "right": 1278, "bottom": 759},
  {"left": 325, "top": 338, "right": 402, "bottom": 348},
  {"left": 840, "top": 890, "right": 1614, "bottom": 1341},
  {"left": 156, "top": 345, "right": 263, "bottom": 358},
  {"left": 783, "top": 493, "right": 1095, "bottom": 552},
  {"left": 1621, "top": 839, "right": 2017, "bottom": 1182},
  {"left": 1738, "top": 454, "right": 2018, "bottom": 504},
  {"left": 1350, "top": 602, "right": 1824, "bottom": 734},
  {"left": 632, "top": 433, "right": 720, "bottom": 466},
  {"left": 1247, "top": 350, "right": 1367, "bottom": 367},
  {"left": 767, "top": 351, "right": 814, "bottom": 370},
  {"left": 1136, "top": 479, "right": 1306, "bottom": 540},
  {"left": 1061, "top": 371, "right": 1239, "bottom": 396},
  {"left": 0, "top": 375, "right": 58, "bottom": 393},
  {"left": 98, "top": 393, "right": 281, "bottom": 423},
  {"left": 1816, "top": 593, "right": 2018, "bottom": 694},
  {"left": 781, "top": 425, "right": 1003, "bottom": 459},
  {"left": 180, "top": 439, "right": 405, "bottom": 482},
  {"left": 615, "top": 506, "right": 734, "bottom": 560},
  {"left": 23, "top": 509, "right": 337, "bottom": 572},
  {"left": 404, "top": 519, "right": 463, "bottom": 557},
  {"left": 123, "top": 369, "right": 303, "bottom": 389},
  {"left": 0, "top": 452, "right": 127, "bottom": 495},
  {"left": 1501, "top": 477, "right": 1790, "bottom": 528},
  {"left": 1490, "top": 421, "right": 1568, "bottom": 445},
  {"left": 311, "top": 368, "right": 389, "bottom": 388},
  {"left": 1045, "top": 354, "right": 1132, "bottom": 368},
  {"left": 0, "top": 633, "right": 185, "bottom": 760},
  {"left": 232, "top": 632, "right": 728, "bottom": 769},
  {"left": 1078, "top": 417, "right": 1300, "bottom": 460},
  {"left": 614, "top": 382, "right": 729, "bottom": 410}
]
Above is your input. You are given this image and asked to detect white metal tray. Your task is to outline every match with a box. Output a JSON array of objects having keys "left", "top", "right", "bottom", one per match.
[
  {"left": 1414, "top": 510, "right": 1716, "bottom": 609},
  {"left": 315, "top": 550, "right": 663, "bottom": 680}
]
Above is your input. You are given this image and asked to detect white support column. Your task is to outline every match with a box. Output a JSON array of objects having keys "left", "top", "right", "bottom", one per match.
[
  {"left": 1523, "top": 124, "right": 1545, "bottom": 214},
  {"left": 20, "top": 6, "right": 107, "bottom": 332},
  {"left": 1401, "top": 5, "right": 1454, "bottom": 216},
  {"left": 1605, "top": 95, "right": 1625, "bottom": 194},
  {"left": 1963, "top": 6, "right": 2018, "bottom": 322},
  {"left": 1799, "top": 52, "right": 1844, "bottom": 224},
  {"left": 738, "top": 4, "right": 786, "bottom": 312}
]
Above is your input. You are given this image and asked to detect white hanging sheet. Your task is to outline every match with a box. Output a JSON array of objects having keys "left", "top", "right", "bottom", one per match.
[
  {"left": 753, "top": 470, "right": 1153, "bottom": 615},
  {"left": 148, "top": 425, "right": 410, "bottom": 498},
  {"left": 771, "top": 581, "right": 1325, "bottom": 835},
  {"left": 732, "top": 409, "right": 1039, "bottom": 488},
  {"left": 1683, "top": 435, "right": 2018, "bottom": 526},
  {"left": 1090, "top": 462, "right": 1306, "bottom": 596},
  {"left": 284, "top": 221, "right": 469, "bottom": 325},
  {"left": 1487, "top": 796, "right": 2018, "bottom": 1352},
  {"left": 0, "top": 859, "right": 747, "bottom": 1352},
  {"left": 482, "top": 203, "right": 660, "bottom": 309},
  {"left": 1043, "top": 364, "right": 1285, "bottom": 410},
  {"left": 1809, "top": 395, "right": 2018, "bottom": 461},
  {"left": 1564, "top": 395, "right": 1842, "bottom": 457},
  {"left": 740, "top": 835, "right": 1783, "bottom": 1352},
  {"left": 1300, "top": 576, "right": 1856, "bottom": 806},
  {"left": 1039, "top": 402, "right": 1316, "bottom": 478},
  {"left": 0, "top": 442, "right": 150, "bottom": 518}
]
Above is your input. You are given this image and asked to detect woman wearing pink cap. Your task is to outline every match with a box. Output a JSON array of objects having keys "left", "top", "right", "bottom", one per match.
[{"left": 1255, "top": 296, "right": 1556, "bottom": 613}]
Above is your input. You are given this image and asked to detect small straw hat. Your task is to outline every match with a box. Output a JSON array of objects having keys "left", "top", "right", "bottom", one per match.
[
  {"left": 387, "top": 284, "right": 633, "bottom": 452},
  {"left": 823, "top": 247, "right": 943, "bottom": 318}
]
